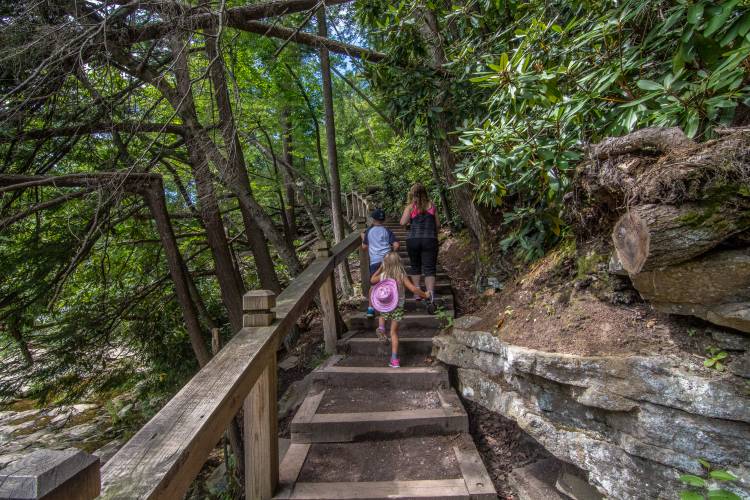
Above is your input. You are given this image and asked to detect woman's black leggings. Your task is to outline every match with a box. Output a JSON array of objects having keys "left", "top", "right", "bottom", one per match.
[{"left": 406, "top": 238, "right": 438, "bottom": 277}]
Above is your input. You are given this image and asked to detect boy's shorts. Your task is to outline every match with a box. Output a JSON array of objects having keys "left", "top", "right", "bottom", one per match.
[{"left": 369, "top": 262, "right": 382, "bottom": 275}]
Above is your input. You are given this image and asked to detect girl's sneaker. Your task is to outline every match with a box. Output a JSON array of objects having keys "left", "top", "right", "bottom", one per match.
[
  {"left": 376, "top": 327, "right": 387, "bottom": 343},
  {"left": 388, "top": 357, "right": 400, "bottom": 368},
  {"left": 366, "top": 307, "right": 375, "bottom": 318}
]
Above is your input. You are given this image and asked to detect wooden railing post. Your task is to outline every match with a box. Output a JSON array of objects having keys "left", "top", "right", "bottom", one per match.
[
  {"left": 365, "top": 195, "right": 374, "bottom": 221},
  {"left": 0, "top": 449, "right": 100, "bottom": 500},
  {"left": 356, "top": 217, "right": 371, "bottom": 298},
  {"left": 345, "top": 192, "right": 351, "bottom": 222},
  {"left": 314, "top": 240, "right": 340, "bottom": 354},
  {"left": 242, "top": 290, "right": 279, "bottom": 500}
]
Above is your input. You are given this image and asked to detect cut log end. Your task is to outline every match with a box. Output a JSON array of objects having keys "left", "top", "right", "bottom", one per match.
[
  {"left": 612, "top": 211, "right": 650, "bottom": 274},
  {"left": 612, "top": 204, "right": 749, "bottom": 274}
]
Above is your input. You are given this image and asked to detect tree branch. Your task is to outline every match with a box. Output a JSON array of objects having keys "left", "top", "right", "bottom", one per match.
[{"left": 0, "top": 122, "right": 186, "bottom": 144}]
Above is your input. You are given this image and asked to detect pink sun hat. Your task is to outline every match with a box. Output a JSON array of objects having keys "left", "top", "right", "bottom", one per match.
[{"left": 370, "top": 279, "right": 399, "bottom": 313}]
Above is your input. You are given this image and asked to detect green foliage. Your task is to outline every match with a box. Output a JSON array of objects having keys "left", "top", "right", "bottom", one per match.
[
  {"left": 360, "top": 0, "right": 750, "bottom": 261},
  {"left": 433, "top": 306, "right": 454, "bottom": 329},
  {"left": 704, "top": 346, "right": 729, "bottom": 371},
  {"left": 454, "top": 0, "right": 750, "bottom": 260},
  {"left": 678, "top": 459, "right": 741, "bottom": 500}
]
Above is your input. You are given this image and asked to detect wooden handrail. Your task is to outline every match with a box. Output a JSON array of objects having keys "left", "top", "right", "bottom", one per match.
[
  {"left": 347, "top": 190, "right": 371, "bottom": 223},
  {"left": 100, "top": 230, "right": 362, "bottom": 499}
]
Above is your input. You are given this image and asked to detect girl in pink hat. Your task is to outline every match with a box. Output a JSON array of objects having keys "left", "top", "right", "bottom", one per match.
[{"left": 370, "top": 252, "right": 431, "bottom": 368}]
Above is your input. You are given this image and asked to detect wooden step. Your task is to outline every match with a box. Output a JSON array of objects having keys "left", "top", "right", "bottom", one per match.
[
  {"left": 277, "top": 479, "right": 469, "bottom": 499},
  {"left": 276, "top": 435, "right": 495, "bottom": 499},
  {"left": 352, "top": 328, "right": 441, "bottom": 339},
  {"left": 348, "top": 313, "right": 450, "bottom": 331},
  {"left": 343, "top": 336, "right": 433, "bottom": 356},
  {"left": 312, "top": 356, "right": 448, "bottom": 389},
  {"left": 291, "top": 388, "right": 467, "bottom": 443},
  {"left": 360, "top": 296, "right": 454, "bottom": 312}
]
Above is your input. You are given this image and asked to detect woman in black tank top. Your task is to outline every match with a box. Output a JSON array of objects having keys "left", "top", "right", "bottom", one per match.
[{"left": 399, "top": 183, "right": 441, "bottom": 300}]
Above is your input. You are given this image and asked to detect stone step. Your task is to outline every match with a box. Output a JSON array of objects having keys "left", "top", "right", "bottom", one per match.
[
  {"left": 312, "top": 355, "right": 448, "bottom": 389},
  {"left": 276, "top": 435, "right": 495, "bottom": 499},
  {"left": 291, "top": 388, "right": 467, "bottom": 443},
  {"left": 348, "top": 313, "right": 450, "bottom": 331},
  {"left": 343, "top": 336, "right": 434, "bottom": 356}
]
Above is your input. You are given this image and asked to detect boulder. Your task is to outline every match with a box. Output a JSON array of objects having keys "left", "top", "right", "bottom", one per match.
[
  {"left": 508, "top": 458, "right": 566, "bottom": 500},
  {"left": 434, "top": 327, "right": 750, "bottom": 499},
  {"left": 728, "top": 352, "right": 750, "bottom": 379},
  {"left": 627, "top": 249, "right": 750, "bottom": 332}
]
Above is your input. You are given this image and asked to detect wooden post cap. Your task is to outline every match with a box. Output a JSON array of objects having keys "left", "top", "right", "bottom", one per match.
[
  {"left": 0, "top": 448, "right": 100, "bottom": 499},
  {"left": 243, "top": 290, "right": 276, "bottom": 312},
  {"left": 243, "top": 290, "right": 277, "bottom": 327},
  {"left": 313, "top": 239, "right": 331, "bottom": 258}
]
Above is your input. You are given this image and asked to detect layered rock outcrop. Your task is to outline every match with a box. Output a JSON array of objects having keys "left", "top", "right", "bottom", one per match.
[{"left": 434, "top": 316, "right": 750, "bottom": 499}]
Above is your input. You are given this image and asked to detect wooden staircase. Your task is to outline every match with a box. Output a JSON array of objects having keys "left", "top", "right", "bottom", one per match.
[{"left": 276, "top": 223, "right": 497, "bottom": 499}]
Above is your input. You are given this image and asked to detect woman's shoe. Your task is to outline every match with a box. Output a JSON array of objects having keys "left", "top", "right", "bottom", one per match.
[{"left": 388, "top": 357, "right": 400, "bottom": 368}]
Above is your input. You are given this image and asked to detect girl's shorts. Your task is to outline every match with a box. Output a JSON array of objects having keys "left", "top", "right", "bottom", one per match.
[{"left": 381, "top": 307, "right": 404, "bottom": 321}]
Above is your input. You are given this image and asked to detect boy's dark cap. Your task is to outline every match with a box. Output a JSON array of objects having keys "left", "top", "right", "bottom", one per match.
[{"left": 371, "top": 208, "right": 386, "bottom": 221}]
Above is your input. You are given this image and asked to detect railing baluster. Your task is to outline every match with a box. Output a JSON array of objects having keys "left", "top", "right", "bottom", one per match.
[
  {"left": 314, "top": 240, "right": 340, "bottom": 354},
  {"left": 356, "top": 217, "right": 371, "bottom": 298},
  {"left": 242, "top": 290, "right": 279, "bottom": 500}
]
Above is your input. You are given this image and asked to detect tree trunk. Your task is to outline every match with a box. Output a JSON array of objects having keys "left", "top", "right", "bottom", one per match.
[
  {"left": 419, "top": 7, "right": 491, "bottom": 280},
  {"left": 205, "top": 32, "right": 281, "bottom": 292},
  {"left": 612, "top": 203, "right": 750, "bottom": 274},
  {"left": 252, "top": 140, "right": 326, "bottom": 241},
  {"left": 143, "top": 185, "right": 211, "bottom": 366},
  {"left": 7, "top": 316, "right": 33, "bottom": 367},
  {"left": 427, "top": 137, "right": 451, "bottom": 224},
  {"left": 185, "top": 142, "right": 245, "bottom": 331},
  {"left": 318, "top": 7, "right": 352, "bottom": 296},
  {"left": 285, "top": 63, "right": 331, "bottom": 195},
  {"left": 280, "top": 108, "right": 297, "bottom": 240}
]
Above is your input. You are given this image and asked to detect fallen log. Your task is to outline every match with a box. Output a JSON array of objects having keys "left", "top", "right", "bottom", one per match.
[
  {"left": 589, "top": 126, "right": 695, "bottom": 160},
  {"left": 630, "top": 249, "right": 750, "bottom": 305},
  {"left": 612, "top": 203, "right": 750, "bottom": 274}
]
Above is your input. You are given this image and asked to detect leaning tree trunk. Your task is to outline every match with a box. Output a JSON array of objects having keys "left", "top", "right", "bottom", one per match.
[
  {"left": 419, "top": 7, "right": 492, "bottom": 283},
  {"left": 205, "top": 32, "right": 281, "bottom": 293},
  {"left": 143, "top": 184, "right": 212, "bottom": 366},
  {"left": 318, "top": 6, "right": 353, "bottom": 296},
  {"left": 281, "top": 107, "right": 297, "bottom": 241}
]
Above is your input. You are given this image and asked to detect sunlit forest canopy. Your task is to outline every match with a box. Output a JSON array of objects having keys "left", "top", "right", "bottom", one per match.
[{"left": 1, "top": 0, "right": 748, "bottom": 405}]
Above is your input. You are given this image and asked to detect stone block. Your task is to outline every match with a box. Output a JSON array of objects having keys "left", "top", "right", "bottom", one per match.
[
  {"left": 556, "top": 463, "right": 604, "bottom": 500},
  {"left": 508, "top": 458, "right": 566, "bottom": 500},
  {"left": 709, "top": 328, "right": 749, "bottom": 351}
]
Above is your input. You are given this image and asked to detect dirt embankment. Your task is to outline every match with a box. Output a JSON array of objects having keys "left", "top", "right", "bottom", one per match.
[{"left": 439, "top": 230, "right": 727, "bottom": 360}]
